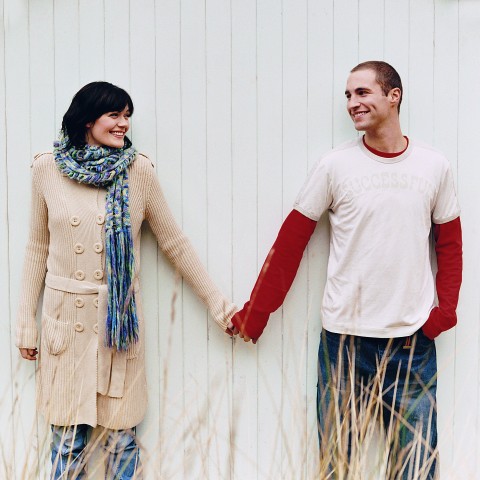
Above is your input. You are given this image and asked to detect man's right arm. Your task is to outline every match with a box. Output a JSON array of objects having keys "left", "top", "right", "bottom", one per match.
[{"left": 230, "top": 209, "right": 317, "bottom": 341}]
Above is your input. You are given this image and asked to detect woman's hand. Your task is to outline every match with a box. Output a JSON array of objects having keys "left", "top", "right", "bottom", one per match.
[{"left": 19, "top": 348, "right": 38, "bottom": 361}]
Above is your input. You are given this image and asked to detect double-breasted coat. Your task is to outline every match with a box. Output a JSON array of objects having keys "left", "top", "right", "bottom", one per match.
[{"left": 16, "top": 153, "right": 236, "bottom": 429}]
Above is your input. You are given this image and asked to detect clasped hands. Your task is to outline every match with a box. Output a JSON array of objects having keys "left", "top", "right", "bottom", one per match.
[{"left": 226, "top": 313, "right": 257, "bottom": 344}]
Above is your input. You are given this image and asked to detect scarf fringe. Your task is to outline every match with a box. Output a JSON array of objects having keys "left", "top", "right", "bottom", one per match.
[{"left": 105, "top": 227, "right": 139, "bottom": 350}]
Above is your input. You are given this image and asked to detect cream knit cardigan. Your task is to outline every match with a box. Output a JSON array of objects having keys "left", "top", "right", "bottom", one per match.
[{"left": 16, "top": 153, "right": 236, "bottom": 429}]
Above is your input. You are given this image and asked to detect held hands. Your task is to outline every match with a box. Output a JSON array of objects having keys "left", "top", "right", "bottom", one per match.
[
  {"left": 19, "top": 348, "right": 38, "bottom": 361},
  {"left": 226, "top": 320, "right": 257, "bottom": 344}
]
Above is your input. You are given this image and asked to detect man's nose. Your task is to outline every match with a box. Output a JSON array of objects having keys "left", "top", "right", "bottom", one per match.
[{"left": 348, "top": 96, "right": 360, "bottom": 109}]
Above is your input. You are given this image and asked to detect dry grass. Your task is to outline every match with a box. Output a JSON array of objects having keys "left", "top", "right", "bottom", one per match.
[
  {"left": 315, "top": 335, "right": 437, "bottom": 480},
  {"left": 5, "top": 289, "right": 438, "bottom": 479},
  {"left": 4, "top": 340, "right": 439, "bottom": 480}
]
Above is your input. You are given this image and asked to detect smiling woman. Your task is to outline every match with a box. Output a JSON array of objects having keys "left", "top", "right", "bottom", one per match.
[
  {"left": 15, "top": 81, "right": 237, "bottom": 479},
  {"left": 85, "top": 106, "right": 131, "bottom": 148},
  {"left": 61, "top": 82, "right": 135, "bottom": 150}
]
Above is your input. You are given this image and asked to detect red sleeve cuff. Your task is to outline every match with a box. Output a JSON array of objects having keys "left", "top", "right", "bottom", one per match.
[
  {"left": 422, "top": 306, "right": 457, "bottom": 340},
  {"left": 231, "top": 306, "right": 270, "bottom": 340}
]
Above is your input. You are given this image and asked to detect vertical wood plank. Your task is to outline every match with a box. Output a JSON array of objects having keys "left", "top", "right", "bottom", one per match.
[
  {"left": 0, "top": 1, "right": 16, "bottom": 477},
  {"left": 358, "top": 0, "right": 384, "bottom": 61},
  {"left": 256, "top": 0, "right": 284, "bottom": 478},
  {"left": 306, "top": 0, "right": 334, "bottom": 476},
  {"left": 104, "top": 0, "right": 130, "bottom": 89},
  {"left": 282, "top": 0, "right": 310, "bottom": 477},
  {"left": 332, "top": 0, "right": 359, "bottom": 144},
  {"left": 205, "top": 0, "right": 235, "bottom": 478},
  {"left": 29, "top": 0, "right": 55, "bottom": 152},
  {"left": 28, "top": 1, "right": 56, "bottom": 475},
  {"left": 432, "top": 1, "right": 459, "bottom": 476},
  {"left": 78, "top": 0, "right": 105, "bottom": 85},
  {"left": 156, "top": 0, "right": 185, "bottom": 479},
  {"left": 130, "top": 0, "right": 156, "bottom": 151},
  {"left": 454, "top": 2, "right": 480, "bottom": 477},
  {"left": 154, "top": 1, "right": 185, "bottom": 478},
  {"left": 231, "top": 0, "right": 258, "bottom": 478},
  {"left": 408, "top": 0, "right": 435, "bottom": 143},
  {"left": 384, "top": 0, "right": 410, "bottom": 132},
  {"left": 53, "top": 0, "right": 80, "bottom": 125},
  {"left": 5, "top": 0, "right": 39, "bottom": 477},
  {"left": 180, "top": 0, "right": 210, "bottom": 477}
]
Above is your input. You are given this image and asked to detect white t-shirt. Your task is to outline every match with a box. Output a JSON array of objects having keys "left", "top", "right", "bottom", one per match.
[{"left": 294, "top": 137, "right": 460, "bottom": 338}]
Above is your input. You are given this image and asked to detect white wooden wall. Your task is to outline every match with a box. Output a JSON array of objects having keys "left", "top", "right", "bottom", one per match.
[{"left": 1, "top": 0, "right": 479, "bottom": 478}]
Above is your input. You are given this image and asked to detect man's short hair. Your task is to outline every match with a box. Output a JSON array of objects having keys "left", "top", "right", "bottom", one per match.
[{"left": 351, "top": 61, "right": 403, "bottom": 112}]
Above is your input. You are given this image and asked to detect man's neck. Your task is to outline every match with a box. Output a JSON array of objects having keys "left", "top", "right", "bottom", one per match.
[{"left": 363, "top": 125, "right": 406, "bottom": 153}]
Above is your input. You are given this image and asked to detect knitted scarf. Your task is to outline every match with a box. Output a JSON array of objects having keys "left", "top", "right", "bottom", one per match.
[{"left": 54, "top": 132, "right": 138, "bottom": 351}]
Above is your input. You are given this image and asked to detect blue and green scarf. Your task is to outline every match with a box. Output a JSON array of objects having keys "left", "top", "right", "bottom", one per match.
[{"left": 54, "top": 132, "right": 138, "bottom": 351}]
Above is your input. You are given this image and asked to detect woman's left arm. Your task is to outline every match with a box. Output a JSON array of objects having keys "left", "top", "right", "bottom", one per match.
[{"left": 144, "top": 163, "right": 237, "bottom": 331}]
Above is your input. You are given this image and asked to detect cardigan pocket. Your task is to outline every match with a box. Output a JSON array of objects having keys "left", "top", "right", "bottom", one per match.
[{"left": 42, "top": 313, "right": 74, "bottom": 356}]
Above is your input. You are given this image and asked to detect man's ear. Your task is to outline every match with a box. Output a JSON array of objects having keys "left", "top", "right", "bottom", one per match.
[{"left": 389, "top": 87, "right": 402, "bottom": 108}]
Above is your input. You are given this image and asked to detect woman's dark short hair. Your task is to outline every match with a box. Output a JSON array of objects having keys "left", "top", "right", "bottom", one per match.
[
  {"left": 61, "top": 81, "right": 134, "bottom": 148},
  {"left": 351, "top": 61, "right": 403, "bottom": 112}
]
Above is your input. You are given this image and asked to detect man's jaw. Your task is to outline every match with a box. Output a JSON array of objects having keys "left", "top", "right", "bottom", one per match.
[{"left": 351, "top": 110, "right": 370, "bottom": 131}]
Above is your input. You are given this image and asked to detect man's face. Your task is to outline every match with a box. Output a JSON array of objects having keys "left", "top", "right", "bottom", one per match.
[{"left": 345, "top": 69, "right": 393, "bottom": 133}]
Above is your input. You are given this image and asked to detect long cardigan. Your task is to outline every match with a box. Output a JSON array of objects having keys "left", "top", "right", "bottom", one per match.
[{"left": 16, "top": 153, "right": 236, "bottom": 429}]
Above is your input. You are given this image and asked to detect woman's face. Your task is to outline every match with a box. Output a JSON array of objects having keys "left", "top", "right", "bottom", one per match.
[{"left": 85, "top": 106, "right": 131, "bottom": 148}]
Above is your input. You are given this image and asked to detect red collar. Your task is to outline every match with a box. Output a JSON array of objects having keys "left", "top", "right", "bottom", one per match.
[{"left": 363, "top": 135, "right": 409, "bottom": 158}]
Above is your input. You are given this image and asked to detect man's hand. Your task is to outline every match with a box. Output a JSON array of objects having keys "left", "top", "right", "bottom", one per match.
[
  {"left": 226, "top": 322, "right": 256, "bottom": 344},
  {"left": 19, "top": 348, "right": 38, "bottom": 361}
]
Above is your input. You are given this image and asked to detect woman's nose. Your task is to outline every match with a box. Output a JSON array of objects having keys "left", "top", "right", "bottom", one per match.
[{"left": 117, "top": 116, "right": 129, "bottom": 127}]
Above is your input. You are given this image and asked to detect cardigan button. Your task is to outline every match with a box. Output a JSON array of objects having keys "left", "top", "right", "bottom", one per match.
[
  {"left": 96, "top": 214, "right": 105, "bottom": 225},
  {"left": 93, "top": 323, "right": 98, "bottom": 334},
  {"left": 74, "top": 322, "right": 84, "bottom": 332},
  {"left": 74, "top": 243, "right": 85, "bottom": 254},
  {"left": 70, "top": 215, "right": 80, "bottom": 226},
  {"left": 93, "top": 269, "right": 104, "bottom": 280},
  {"left": 93, "top": 298, "right": 99, "bottom": 308},
  {"left": 74, "top": 297, "right": 85, "bottom": 308},
  {"left": 74, "top": 270, "right": 85, "bottom": 281},
  {"left": 93, "top": 242, "right": 103, "bottom": 253}
]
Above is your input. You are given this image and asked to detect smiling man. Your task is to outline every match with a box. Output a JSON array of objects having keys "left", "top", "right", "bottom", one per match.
[{"left": 229, "top": 61, "right": 462, "bottom": 479}]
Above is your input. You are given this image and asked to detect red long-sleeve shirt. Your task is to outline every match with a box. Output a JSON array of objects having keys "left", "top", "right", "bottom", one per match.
[{"left": 231, "top": 211, "right": 462, "bottom": 341}]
